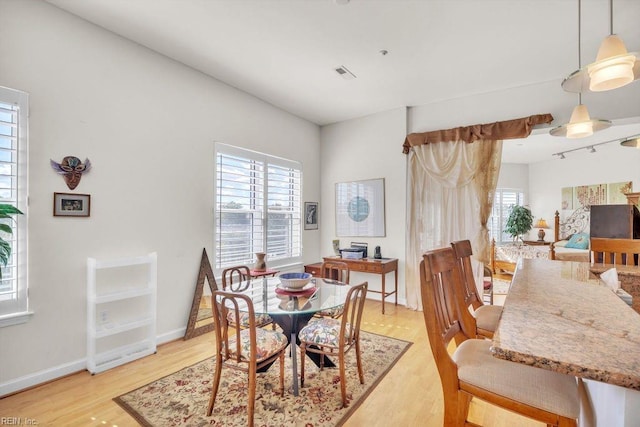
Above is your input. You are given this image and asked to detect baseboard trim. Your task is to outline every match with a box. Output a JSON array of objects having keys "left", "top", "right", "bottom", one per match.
[
  {"left": 1, "top": 327, "right": 187, "bottom": 398},
  {"left": 0, "top": 358, "right": 86, "bottom": 398}
]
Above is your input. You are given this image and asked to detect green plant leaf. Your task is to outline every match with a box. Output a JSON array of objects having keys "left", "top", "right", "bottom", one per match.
[
  {"left": 0, "top": 238, "right": 10, "bottom": 266},
  {"left": 0, "top": 223, "right": 12, "bottom": 234},
  {"left": 0, "top": 205, "right": 23, "bottom": 216},
  {"left": 504, "top": 205, "right": 534, "bottom": 241}
]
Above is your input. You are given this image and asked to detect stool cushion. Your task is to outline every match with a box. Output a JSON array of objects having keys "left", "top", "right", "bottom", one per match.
[
  {"left": 453, "top": 339, "right": 579, "bottom": 419},
  {"left": 473, "top": 305, "right": 502, "bottom": 332}
]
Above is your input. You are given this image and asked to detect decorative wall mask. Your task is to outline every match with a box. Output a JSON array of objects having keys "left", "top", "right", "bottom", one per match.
[{"left": 50, "top": 156, "right": 92, "bottom": 190}]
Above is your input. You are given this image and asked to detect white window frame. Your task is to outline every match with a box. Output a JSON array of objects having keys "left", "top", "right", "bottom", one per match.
[
  {"left": 489, "top": 188, "right": 526, "bottom": 245},
  {"left": 0, "top": 86, "right": 30, "bottom": 327},
  {"left": 214, "top": 143, "right": 302, "bottom": 271}
]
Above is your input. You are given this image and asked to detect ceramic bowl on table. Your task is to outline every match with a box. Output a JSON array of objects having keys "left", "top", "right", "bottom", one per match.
[{"left": 279, "top": 272, "right": 312, "bottom": 289}]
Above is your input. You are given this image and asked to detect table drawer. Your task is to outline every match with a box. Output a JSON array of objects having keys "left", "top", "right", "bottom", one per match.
[{"left": 304, "top": 263, "right": 323, "bottom": 277}]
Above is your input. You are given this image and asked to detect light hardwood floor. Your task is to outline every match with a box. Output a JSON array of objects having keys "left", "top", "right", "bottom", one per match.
[{"left": 0, "top": 299, "right": 541, "bottom": 426}]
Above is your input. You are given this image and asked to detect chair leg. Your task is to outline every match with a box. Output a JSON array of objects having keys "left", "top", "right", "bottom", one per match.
[
  {"left": 207, "top": 357, "right": 223, "bottom": 416},
  {"left": 456, "top": 390, "right": 472, "bottom": 425},
  {"left": 300, "top": 343, "right": 306, "bottom": 387},
  {"left": 247, "top": 367, "right": 256, "bottom": 427},
  {"left": 355, "top": 339, "right": 364, "bottom": 384},
  {"left": 278, "top": 352, "right": 285, "bottom": 396},
  {"left": 339, "top": 350, "right": 347, "bottom": 408}
]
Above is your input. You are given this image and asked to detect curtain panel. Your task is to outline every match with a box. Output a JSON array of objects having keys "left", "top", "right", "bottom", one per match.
[
  {"left": 404, "top": 113, "right": 551, "bottom": 310},
  {"left": 406, "top": 140, "right": 501, "bottom": 310}
]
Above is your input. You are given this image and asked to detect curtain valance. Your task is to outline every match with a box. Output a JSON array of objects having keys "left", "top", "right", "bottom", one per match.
[{"left": 402, "top": 113, "right": 553, "bottom": 154}]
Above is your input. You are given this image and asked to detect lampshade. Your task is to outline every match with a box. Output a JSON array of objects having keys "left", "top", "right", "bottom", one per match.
[
  {"left": 562, "top": 0, "right": 640, "bottom": 93},
  {"left": 620, "top": 135, "right": 640, "bottom": 148},
  {"left": 534, "top": 218, "right": 549, "bottom": 229},
  {"left": 588, "top": 35, "right": 636, "bottom": 91},
  {"left": 549, "top": 104, "right": 611, "bottom": 138}
]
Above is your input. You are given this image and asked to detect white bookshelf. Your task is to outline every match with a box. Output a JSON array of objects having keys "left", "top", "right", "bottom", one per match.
[{"left": 87, "top": 252, "right": 157, "bottom": 374}]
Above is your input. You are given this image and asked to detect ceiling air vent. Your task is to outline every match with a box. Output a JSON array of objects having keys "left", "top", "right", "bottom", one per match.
[{"left": 335, "top": 65, "right": 356, "bottom": 80}]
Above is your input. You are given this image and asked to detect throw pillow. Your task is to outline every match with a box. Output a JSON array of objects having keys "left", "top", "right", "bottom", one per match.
[
  {"left": 554, "top": 240, "right": 568, "bottom": 247},
  {"left": 565, "top": 232, "right": 589, "bottom": 249}
]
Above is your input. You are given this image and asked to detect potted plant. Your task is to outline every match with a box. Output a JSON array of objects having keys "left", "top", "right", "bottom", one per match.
[
  {"left": 505, "top": 205, "right": 533, "bottom": 244},
  {"left": 0, "top": 204, "right": 23, "bottom": 278}
]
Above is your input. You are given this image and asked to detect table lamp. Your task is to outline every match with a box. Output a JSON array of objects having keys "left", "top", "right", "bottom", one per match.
[{"left": 534, "top": 218, "right": 549, "bottom": 242}]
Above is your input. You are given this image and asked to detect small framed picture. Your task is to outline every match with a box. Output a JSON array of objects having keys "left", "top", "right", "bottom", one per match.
[
  {"left": 53, "top": 192, "right": 91, "bottom": 217},
  {"left": 304, "top": 202, "right": 318, "bottom": 230}
]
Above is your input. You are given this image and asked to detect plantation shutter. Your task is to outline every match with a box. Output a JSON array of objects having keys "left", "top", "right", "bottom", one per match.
[{"left": 214, "top": 144, "right": 302, "bottom": 270}]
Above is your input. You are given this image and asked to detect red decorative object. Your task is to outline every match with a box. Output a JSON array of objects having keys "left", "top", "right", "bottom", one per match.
[{"left": 275, "top": 286, "right": 316, "bottom": 297}]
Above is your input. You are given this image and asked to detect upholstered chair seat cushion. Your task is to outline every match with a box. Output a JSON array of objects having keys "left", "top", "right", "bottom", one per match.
[
  {"left": 453, "top": 339, "right": 579, "bottom": 419},
  {"left": 227, "top": 311, "right": 273, "bottom": 328},
  {"left": 298, "top": 318, "right": 351, "bottom": 347},
  {"left": 316, "top": 304, "right": 344, "bottom": 318},
  {"left": 473, "top": 305, "right": 502, "bottom": 332},
  {"left": 225, "top": 328, "right": 288, "bottom": 363}
]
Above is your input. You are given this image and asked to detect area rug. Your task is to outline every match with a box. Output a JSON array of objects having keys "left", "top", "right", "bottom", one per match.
[{"left": 114, "top": 330, "right": 411, "bottom": 426}]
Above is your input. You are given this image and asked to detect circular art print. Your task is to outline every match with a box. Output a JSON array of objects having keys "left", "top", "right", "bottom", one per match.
[
  {"left": 335, "top": 178, "right": 386, "bottom": 237},
  {"left": 348, "top": 196, "right": 370, "bottom": 222}
]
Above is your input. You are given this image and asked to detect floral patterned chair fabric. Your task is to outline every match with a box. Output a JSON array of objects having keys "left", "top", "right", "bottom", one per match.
[{"left": 298, "top": 281, "right": 368, "bottom": 408}]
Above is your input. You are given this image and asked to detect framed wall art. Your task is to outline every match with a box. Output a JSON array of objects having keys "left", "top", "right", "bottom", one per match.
[
  {"left": 335, "top": 178, "right": 385, "bottom": 237},
  {"left": 53, "top": 192, "right": 91, "bottom": 217},
  {"left": 304, "top": 201, "right": 318, "bottom": 230}
]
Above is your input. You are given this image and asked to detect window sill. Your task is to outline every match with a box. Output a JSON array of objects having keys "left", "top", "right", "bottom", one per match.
[{"left": 0, "top": 311, "right": 34, "bottom": 328}]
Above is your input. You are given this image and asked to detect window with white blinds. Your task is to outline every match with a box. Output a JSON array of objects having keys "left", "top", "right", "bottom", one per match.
[
  {"left": 214, "top": 143, "right": 302, "bottom": 270},
  {"left": 489, "top": 188, "right": 526, "bottom": 244},
  {"left": 0, "top": 86, "right": 29, "bottom": 326}
]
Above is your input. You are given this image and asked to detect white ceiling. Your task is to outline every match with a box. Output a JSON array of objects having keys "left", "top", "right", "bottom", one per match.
[{"left": 44, "top": 0, "right": 640, "bottom": 164}]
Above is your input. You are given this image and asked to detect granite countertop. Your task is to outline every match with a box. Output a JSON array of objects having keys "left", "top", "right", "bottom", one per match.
[
  {"left": 492, "top": 258, "right": 640, "bottom": 390},
  {"left": 589, "top": 263, "right": 640, "bottom": 278}
]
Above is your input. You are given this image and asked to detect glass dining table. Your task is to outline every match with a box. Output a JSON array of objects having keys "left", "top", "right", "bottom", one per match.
[{"left": 228, "top": 275, "right": 352, "bottom": 396}]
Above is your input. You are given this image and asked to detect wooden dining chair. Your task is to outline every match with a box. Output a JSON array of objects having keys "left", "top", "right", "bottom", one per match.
[
  {"left": 298, "top": 281, "right": 368, "bottom": 408},
  {"left": 315, "top": 260, "right": 350, "bottom": 319},
  {"left": 420, "top": 248, "right": 579, "bottom": 426},
  {"left": 450, "top": 240, "right": 502, "bottom": 339},
  {"left": 590, "top": 237, "right": 640, "bottom": 266},
  {"left": 207, "top": 290, "right": 288, "bottom": 426},
  {"left": 221, "top": 266, "right": 274, "bottom": 329},
  {"left": 320, "top": 260, "right": 350, "bottom": 284}
]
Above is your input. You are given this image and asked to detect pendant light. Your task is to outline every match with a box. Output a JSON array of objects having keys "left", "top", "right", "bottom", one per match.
[
  {"left": 562, "top": 0, "right": 639, "bottom": 93},
  {"left": 551, "top": 0, "right": 611, "bottom": 138},
  {"left": 620, "top": 135, "right": 640, "bottom": 148}
]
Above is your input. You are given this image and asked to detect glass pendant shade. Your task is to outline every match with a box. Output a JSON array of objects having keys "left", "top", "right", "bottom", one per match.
[
  {"left": 566, "top": 105, "right": 593, "bottom": 138},
  {"left": 549, "top": 104, "right": 611, "bottom": 138},
  {"left": 620, "top": 136, "right": 640, "bottom": 148},
  {"left": 588, "top": 35, "right": 636, "bottom": 91}
]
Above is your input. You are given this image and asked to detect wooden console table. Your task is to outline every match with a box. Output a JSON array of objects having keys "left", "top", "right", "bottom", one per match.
[{"left": 320, "top": 256, "right": 398, "bottom": 314}]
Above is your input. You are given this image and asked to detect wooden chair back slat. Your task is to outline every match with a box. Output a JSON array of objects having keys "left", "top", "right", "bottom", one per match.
[
  {"left": 222, "top": 266, "right": 251, "bottom": 291},
  {"left": 590, "top": 238, "right": 640, "bottom": 266},
  {"left": 451, "top": 240, "right": 483, "bottom": 310}
]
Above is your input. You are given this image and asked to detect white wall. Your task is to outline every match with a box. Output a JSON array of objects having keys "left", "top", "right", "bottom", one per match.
[
  {"left": 317, "top": 67, "right": 640, "bottom": 312},
  {"left": 530, "top": 144, "right": 640, "bottom": 240},
  {"left": 497, "top": 163, "right": 529, "bottom": 192},
  {"left": 0, "top": 0, "right": 320, "bottom": 393},
  {"left": 319, "top": 108, "right": 407, "bottom": 304}
]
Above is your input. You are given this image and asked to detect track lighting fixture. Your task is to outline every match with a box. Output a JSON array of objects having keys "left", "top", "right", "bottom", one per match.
[{"left": 553, "top": 133, "right": 640, "bottom": 158}]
